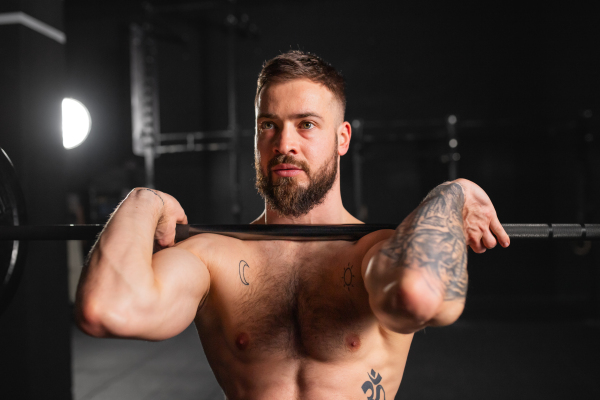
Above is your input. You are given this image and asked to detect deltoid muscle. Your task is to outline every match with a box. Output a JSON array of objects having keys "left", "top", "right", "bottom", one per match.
[{"left": 380, "top": 182, "right": 468, "bottom": 301}]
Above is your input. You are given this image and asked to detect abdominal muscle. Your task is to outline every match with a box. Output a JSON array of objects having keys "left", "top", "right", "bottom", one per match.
[{"left": 199, "top": 331, "right": 411, "bottom": 400}]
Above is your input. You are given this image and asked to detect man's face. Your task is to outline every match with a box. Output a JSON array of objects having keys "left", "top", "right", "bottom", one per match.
[{"left": 254, "top": 79, "right": 346, "bottom": 218}]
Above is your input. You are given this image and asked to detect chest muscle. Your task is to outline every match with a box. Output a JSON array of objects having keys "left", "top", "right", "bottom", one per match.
[{"left": 226, "top": 243, "right": 372, "bottom": 359}]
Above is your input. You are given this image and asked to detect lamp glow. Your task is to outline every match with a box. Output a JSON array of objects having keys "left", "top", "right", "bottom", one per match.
[{"left": 62, "top": 98, "right": 91, "bottom": 149}]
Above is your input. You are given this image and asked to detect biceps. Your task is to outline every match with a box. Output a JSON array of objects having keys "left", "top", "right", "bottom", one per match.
[{"left": 149, "top": 247, "right": 210, "bottom": 336}]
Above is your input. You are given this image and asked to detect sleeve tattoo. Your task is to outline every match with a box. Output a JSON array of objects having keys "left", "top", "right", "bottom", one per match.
[{"left": 380, "top": 182, "right": 467, "bottom": 301}]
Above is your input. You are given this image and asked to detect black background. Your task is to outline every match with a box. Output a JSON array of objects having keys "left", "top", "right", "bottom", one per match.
[{"left": 63, "top": 0, "right": 600, "bottom": 318}]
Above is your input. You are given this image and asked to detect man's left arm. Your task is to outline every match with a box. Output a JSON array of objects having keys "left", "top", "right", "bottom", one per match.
[{"left": 362, "top": 179, "right": 510, "bottom": 334}]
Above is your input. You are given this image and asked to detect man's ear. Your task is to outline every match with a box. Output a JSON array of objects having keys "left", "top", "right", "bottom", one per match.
[{"left": 337, "top": 121, "right": 351, "bottom": 156}]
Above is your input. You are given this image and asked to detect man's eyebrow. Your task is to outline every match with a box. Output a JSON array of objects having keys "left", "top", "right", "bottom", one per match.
[
  {"left": 257, "top": 112, "right": 277, "bottom": 119},
  {"left": 256, "top": 112, "right": 324, "bottom": 120},
  {"left": 292, "top": 112, "right": 323, "bottom": 120}
]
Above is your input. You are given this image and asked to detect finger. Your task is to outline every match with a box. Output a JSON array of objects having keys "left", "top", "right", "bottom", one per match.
[
  {"left": 466, "top": 230, "right": 486, "bottom": 253},
  {"left": 157, "top": 232, "right": 175, "bottom": 248},
  {"left": 178, "top": 212, "right": 188, "bottom": 225},
  {"left": 155, "top": 220, "right": 177, "bottom": 248},
  {"left": 481, "top": 229, "right": 497, "bottom": 249},
  {"left": 490, "top": 218, "right": 510, "bottom": 247},
  {"left": 470, "top": 240, "right": 487, "bottom": 254},
  {"left": 169, "top": 197, "right": 187, "bottom": 225}
]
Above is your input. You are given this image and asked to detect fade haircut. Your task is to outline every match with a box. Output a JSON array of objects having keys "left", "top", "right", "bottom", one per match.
[{"left": 255, "top": 50, "right": 346, "bottom": 119}]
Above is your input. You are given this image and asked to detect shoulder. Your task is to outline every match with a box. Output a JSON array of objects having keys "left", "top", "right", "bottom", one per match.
[
  {"left": 357, "top": 228, "right": 394, "bottom": 251},
  {"left": 175, "top": 233, "right": 247, "bottom": 268},
  {"left": 343, "top": 212, "right": 394, "bottom": 250},
  {"left": 356, "top": 229, "right": 394, "bottom": 278}
]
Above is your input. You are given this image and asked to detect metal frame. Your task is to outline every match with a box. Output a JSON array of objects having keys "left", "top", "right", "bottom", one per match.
[
  {"left": 130, "top": 8, "right": 257, "bottom": 223},
  {"left": 130, "top": 23, "right": 161, "bottom": 188}
]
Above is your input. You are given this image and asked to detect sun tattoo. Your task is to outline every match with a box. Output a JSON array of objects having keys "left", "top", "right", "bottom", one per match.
[{"left": 341, "top": 263, "right": 355, "bottom": 291}]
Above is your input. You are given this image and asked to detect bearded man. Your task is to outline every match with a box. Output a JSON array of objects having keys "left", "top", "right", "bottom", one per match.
[{"left": 76, "top": 50, "right": 509, "bottom": 399}]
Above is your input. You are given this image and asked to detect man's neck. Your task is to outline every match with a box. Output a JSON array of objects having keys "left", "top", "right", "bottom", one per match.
[{"left": 252, "top": 181, "right": 362, "bottom": 225}]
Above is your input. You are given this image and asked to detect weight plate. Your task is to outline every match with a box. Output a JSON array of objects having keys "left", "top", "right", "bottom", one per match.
[{"left": 0, "top": 148, "right": 27, "bottom": 316}]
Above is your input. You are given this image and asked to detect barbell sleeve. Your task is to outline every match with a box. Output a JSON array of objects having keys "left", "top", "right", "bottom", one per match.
[
  {"left": 501, "top": 223, "right": 600, "bottom": 239},
  {"left": 0, "top": 223, "right": 599, "bottom": 242}
]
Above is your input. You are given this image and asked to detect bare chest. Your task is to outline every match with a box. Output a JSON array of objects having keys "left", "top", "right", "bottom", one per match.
[{"left": 204, "top": 241, "right": 374, "bottom": 359}]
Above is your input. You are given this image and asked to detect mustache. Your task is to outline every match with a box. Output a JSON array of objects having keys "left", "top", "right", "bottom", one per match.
[{"left": 267, "top": 155, "right": 309, "bottom": 172}]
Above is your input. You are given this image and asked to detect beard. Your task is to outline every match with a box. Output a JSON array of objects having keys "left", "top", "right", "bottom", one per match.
[{"left": 255, "top": 143, "right": 339, "bottom": 219}]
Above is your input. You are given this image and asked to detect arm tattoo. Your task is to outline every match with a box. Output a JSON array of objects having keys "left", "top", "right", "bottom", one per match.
[
  {"left": 380, "top": 182, "right": 467, "bottom": 301},
  {"left": 138, "top": 188, "right": 164, "bottom": 206}
]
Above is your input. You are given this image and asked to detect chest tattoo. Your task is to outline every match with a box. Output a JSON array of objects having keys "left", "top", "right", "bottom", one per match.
[
  {"left": 341, "top": 263, "right": 355, "bottom": 291},
  {"left": 239, "top": 260, "right": 250, "bottom": 285}
]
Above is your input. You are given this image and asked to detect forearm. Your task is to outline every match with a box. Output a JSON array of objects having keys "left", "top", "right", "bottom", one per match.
[
  {"left": 76, "top": 188, "right": 163, "bottom": 336},
  {"left": 365, "top": 181, "right": 467, "bottom": 332}
]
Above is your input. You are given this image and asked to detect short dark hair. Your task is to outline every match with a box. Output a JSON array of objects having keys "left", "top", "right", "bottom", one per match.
[{"left": 255, "top": 50, "right": 346, "bottom": 117}]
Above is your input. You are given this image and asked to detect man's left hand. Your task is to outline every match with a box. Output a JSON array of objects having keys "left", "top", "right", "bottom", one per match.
[{"left": 454, "top": 178, "right": 510, "bottom": 253}]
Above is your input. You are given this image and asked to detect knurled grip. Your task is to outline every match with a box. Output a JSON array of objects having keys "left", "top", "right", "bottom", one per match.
[{"left": 502, "top": 223, "right": 600, "bottom": 239}]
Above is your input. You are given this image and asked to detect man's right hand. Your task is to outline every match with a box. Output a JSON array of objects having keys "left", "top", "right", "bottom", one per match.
[{"left": 138, "top": 188, "right": 188, "bottom": 249}]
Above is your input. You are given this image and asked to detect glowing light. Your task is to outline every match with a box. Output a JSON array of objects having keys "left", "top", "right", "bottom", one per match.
[
  {"left": 448, "top": 115, "right": 457, "bottom": 125},
  {"left": 449, "top": 139, "right": 458, "bottom": 148},
  {"left": 62, "top": 98, "right": 91, "bottom": 149}
]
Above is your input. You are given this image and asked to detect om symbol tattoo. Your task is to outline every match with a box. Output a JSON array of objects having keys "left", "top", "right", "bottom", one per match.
[{"left": 361, "top": 369, "right": 385, "bottom": 400}]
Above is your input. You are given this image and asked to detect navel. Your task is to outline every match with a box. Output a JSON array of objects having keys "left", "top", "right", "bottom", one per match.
[
  {"left": 345, "top": 333, "right": 361, "bottom": 351},
  {"left": 235, "top": 332, "right": 250, "bottom": 351}
]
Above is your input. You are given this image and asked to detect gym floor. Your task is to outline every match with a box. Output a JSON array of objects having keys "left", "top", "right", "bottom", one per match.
[{"left": 72, "top": 318, "right": 600, "bottom": 400}]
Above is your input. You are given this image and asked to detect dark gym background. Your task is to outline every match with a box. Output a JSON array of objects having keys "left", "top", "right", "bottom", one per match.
[{"left": 1, "top": 0, "right": 599, "bottom": 399}]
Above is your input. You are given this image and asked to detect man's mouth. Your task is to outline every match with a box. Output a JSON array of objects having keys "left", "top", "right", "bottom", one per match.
[{"left": 271, "top": 163, "right": 304, "bottom": 177}]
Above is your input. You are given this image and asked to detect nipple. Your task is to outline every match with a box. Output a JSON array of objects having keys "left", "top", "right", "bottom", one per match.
[
  {"left": 345, "top": 334, "right": 361, "bottom": 351},
  {"left": 236, "top": 332, "right": 250, "bottom": 351}
]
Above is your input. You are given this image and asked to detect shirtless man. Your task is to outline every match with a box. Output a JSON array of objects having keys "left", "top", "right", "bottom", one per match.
[{"left": 76, "top": 50, "right": 510, "bottom": 399}]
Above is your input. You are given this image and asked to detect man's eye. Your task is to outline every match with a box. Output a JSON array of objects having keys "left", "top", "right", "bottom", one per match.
[
  {"left": 261, "top": 121, "right": 275, "bottom": 130},
  {"left": 300, "top": 122, "right": 314, "bottom": 129}
]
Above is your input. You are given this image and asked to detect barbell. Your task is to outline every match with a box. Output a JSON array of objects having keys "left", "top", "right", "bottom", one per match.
[{"left": 1, "top": 147, "right": 599, "bottom": 316}]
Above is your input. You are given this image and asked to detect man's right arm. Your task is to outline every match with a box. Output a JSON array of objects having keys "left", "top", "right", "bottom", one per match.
[{"left": 75, "top": 188, "right": 210, "bottom": 341}]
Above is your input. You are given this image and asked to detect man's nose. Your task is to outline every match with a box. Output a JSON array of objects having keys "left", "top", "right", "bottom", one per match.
[{"left": 274, "top": 123, "right": 298, "bottom": 155}]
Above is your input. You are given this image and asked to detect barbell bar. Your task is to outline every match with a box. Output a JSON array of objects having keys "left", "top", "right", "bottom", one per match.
[
  {"left": 1, "top": 223, "right": 600, "bottom": 242},
  {"left": 1, "top": 146, "right": 600, "bottom": 318}
]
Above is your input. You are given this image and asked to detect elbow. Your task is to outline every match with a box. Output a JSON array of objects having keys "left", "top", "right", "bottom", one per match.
[
  {"left": 372, "top": 272, "right": 464, "bottom": 333},
  {"left": 386, "top": 281, "right": 443, "bottom": 333},
  {"left": 398, "top": 279, "right": 442, "bottom": 324},
  {"left": 427, "top": 300, "right": 465, "bottom": 327},
  {"left": 75, "top": 298, "right": 111, "bottom": 337},
  {"left": 75, "top": 296, "right": 136, "bottom": 338}
]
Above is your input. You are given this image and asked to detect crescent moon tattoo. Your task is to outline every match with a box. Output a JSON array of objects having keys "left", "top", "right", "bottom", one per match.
[{"left": 239, "top": 260, "right": 250, "bottom": 285}]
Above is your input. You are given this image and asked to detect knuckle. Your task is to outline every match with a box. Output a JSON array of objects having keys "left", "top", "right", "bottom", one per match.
[{"left": 472, "top": 246, "right": 484, "bottom": 254}]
